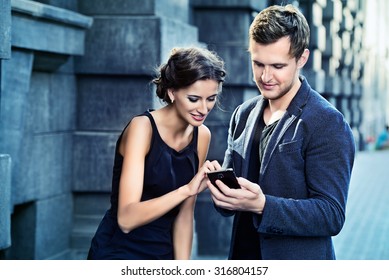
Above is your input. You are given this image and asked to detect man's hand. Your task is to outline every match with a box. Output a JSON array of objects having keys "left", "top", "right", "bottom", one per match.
[{"left": 207, "top": 176, "right": 266, "bottom": 214}]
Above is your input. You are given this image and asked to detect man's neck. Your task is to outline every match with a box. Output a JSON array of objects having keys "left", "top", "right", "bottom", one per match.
[{"left": 264, "top": 77, "right": 301, "bottom": 125}]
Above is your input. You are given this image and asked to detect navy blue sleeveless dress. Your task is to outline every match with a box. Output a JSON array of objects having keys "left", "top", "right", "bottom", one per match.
[{"left": 87, "top": 111, "right": 199, "bottom": 259}]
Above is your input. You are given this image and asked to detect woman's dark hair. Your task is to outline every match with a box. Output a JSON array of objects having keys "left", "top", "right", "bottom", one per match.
[{"left": 153, "top": 47, "right": 226, "bottom": 104}]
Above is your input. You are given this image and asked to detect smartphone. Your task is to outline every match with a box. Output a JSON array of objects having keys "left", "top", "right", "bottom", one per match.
[{"left": 207, "top": 168, "right": 240, "bottom": 189}]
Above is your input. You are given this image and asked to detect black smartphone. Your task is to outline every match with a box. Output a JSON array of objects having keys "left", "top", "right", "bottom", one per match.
[{"left": 207, "top": 168, "right": 240, "bottom": 189}]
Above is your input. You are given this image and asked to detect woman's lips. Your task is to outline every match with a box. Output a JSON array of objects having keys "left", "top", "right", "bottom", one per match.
[{"left": 191, "top": 114, "right": 206, "bottom": 122}]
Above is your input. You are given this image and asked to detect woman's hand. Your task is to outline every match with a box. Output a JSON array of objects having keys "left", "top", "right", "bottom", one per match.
[{"left": 185, "top": 160, "right": 222, "bottom": 196}]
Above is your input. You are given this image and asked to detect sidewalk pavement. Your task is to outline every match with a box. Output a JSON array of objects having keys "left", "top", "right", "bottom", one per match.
[{"left": 333, "top": 149, "right": 389, "bottom": 259}]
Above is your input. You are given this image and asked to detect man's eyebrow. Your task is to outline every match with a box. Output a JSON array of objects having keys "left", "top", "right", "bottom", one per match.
[{"left": 252, "top": 60, "right": 287, "bottom": 66}]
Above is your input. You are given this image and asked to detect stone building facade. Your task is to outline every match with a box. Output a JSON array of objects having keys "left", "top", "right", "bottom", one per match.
[
  {"left": 0, "top": 0, "right": 12, "bottom": 255},
  {"left": 1, "top": 0, "right": 388, "bottom": 259}
]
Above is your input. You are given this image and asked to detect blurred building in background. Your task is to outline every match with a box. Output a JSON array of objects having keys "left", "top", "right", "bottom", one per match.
[{"left": 1, "top": 0, "right": 388, "bottom": 259}]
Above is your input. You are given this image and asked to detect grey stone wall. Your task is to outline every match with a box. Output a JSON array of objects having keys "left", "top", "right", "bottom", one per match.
[
  {"left": 0, "top": 0, "right": 11, "bottom": 252},
  {"left": 0, "top": 0, "right": 92, "bottom": 259},
  {"left": 0, "top": 0, "right": 11, "bottom": 59},
  {"left": 0, "top": 155, "right": 11, "bottom": 251},
  {"left": 358, "top": 0, "right": 389, "bottom": 147}
]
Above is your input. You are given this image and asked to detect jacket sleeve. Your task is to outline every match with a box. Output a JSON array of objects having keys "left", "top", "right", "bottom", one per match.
[{"left": 254, "top": 108, "right": 355, "bottom": 237}]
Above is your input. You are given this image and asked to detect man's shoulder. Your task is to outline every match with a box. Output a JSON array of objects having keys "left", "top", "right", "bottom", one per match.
[
  {"left": 228, "top": 95, "right": 262, "bottom": 136},
  {"left": 236, "top": 95, "right": 262, "bottom": 115},
  {"left": 300, "top": 77, "right": 341, "bottom": 115}
]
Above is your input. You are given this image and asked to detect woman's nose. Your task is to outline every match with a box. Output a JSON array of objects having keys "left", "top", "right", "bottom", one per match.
[{"left": 198, "top": 100, "right": 208, "bottom": 114}]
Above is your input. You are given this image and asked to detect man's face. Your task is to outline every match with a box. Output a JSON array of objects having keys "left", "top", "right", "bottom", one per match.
[{"left": 249, "top": 37, "right": 308, "bottom": 103}]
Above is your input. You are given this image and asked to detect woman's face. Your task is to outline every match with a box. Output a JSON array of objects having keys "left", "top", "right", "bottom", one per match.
[{"left": 169, "top": 79, "right": 220, "bottom": 126}]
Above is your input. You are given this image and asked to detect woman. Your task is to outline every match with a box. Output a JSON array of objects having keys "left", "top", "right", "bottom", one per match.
[{"left": 87, "top": 47, "right": 226, "bottom": 259}]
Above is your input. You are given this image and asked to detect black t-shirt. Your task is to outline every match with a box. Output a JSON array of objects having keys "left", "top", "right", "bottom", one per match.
[{"left": 231, "top": 115, "right": 279, "bottom": 260}]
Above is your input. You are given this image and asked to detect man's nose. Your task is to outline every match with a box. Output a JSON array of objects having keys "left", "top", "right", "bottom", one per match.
[{"left": 261, "top": 66, "right": 272, "bottom": 82}]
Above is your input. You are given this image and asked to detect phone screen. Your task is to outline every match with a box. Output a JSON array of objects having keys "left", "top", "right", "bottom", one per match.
[{"left": 207, "top": 169, "right": 240, "bottom": 189}]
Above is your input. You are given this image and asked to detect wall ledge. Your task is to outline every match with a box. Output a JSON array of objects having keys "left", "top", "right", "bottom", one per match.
[{"left": 11, "top": 0, "right": 92, "bottom": 29}]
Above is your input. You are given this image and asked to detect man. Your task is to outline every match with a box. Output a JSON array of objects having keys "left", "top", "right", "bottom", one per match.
[
  {"left": 207, "top": 4, "right": 355, "bottom": 260},
  {"left": 375, "top": 125, "right": 389, "bottom": 150}
]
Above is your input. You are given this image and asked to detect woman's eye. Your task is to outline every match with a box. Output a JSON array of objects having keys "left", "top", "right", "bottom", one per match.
[
  {"left": 188, "top": 97, "right": 198, "bottom": 103},
  {"left": 207, "top": 96, "right": 217, "bottom": 102}
]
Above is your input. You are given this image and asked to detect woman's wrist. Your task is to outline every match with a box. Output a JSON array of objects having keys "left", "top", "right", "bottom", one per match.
[{"left": 178, "top": 184, "right": 192, "bottom": 198}]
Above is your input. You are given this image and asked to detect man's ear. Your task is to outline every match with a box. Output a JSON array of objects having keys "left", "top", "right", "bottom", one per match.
[{"left": 297, "top": 49, "right": 310, "bottom": 69}]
